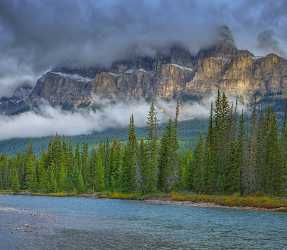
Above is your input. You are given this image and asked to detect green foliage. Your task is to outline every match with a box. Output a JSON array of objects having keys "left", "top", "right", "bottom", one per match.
[
  {"left": 121, "top": 115, "right": 138, "bottom": 192},
  {"left": 145, "top": 102, "right": 159, "bottom": 193},
  {"left": 0, "top": 93, "right": 286, "bottom": 197}
]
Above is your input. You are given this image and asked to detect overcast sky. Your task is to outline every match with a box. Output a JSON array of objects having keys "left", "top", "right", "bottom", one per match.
[{"left": 0, "top": 0, "right": 286, "bottom": 96}]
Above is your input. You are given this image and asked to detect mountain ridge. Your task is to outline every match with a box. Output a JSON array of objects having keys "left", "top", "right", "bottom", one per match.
[{"left": 1, "top": 27, "right": 287, "bottom": 115}]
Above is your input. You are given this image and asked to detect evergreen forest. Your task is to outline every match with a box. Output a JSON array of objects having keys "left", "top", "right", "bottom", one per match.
[{"left": 0, "top": 91, "right": 286, "bottom": 196}]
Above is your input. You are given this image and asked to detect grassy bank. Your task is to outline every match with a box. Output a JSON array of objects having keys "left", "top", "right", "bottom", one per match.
[
  {"left": 169, "top": 192, "right": 287, "bottom": 211},
  {"left": 1, "top": 190, "right": 287, "bottom": 211},
  {"left": 82, "top": 191, "right": 287, "bottom": 211}
]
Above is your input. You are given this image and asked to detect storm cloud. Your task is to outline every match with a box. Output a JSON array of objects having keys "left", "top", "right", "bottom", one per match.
[
  {"left": 0, "top": 0, "right": 286, "bottom": 95},
  {"left": 257, "top": 30, "right": 286, "bottom": 57}
]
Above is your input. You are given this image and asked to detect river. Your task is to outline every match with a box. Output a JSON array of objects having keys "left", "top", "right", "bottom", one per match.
[{"left": 0, "top": 195, "right": 286, "bottom": 249}]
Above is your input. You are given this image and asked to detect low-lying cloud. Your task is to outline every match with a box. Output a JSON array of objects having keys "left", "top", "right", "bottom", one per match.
[{"left": 0, "top": 98, "right": 216, "bottom": 140}]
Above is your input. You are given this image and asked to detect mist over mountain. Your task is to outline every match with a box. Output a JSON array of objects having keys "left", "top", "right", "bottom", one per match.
[
  {"left": 0, "top": 0, "right": 287, "bottom": 140},
  {"left": 0, "top": 0, "right": 287, "bottom": 95}
]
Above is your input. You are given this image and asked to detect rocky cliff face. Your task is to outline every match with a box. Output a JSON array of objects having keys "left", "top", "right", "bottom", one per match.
[
  {"left": 1, "top": 29, "right": 287, "bottom": 115},
  {"left": 0, "top": 84, "right": 32, "bottom": 115}
]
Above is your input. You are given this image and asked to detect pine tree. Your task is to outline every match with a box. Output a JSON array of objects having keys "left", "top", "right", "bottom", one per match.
[
  {"left": 213, "top": 91, "right": 233, "bottom": 192},
  {"left": 102, "top": 140, "right": 111, "bottom": 190},
  {"left": 109, "top": 140, "right": 122, "bottom": 191},
  {"left": 73, "top": 144, "right": 84, "bottom": 192},
  {"left": 38, "top": 151, "right": 49, "bottom": 192},
  {"left": 25, "top": 145, "right": 37, "bottom": 191},
  {"left": 158, "top": 119, "right": 179, "bottom": 192},
  {"left": 89, "top": 148, "right": 97, "bottom": 191},
  {"left": 178, "top": 150, "right": 192, "bottom": 190},
  {"left": 205, "top": 103, "right": 216, "bottom": 193},
  {"left": 280, "top": 102, "right": 287, "bottom": 192},
  {"left": 245, "top": 103, "right": 258, "bottom": 194},
  {"left": 47, "top": 161, "right": 57, "bottom": 193},
  {"left": 146, "top": 102, "right": 159, "bottom": 192},
  {"left": 158, "top": 120, "right": 171, "bottom": 192},
  {"left": 254, "top": 108, "right": 266, "bottom": 193},
  {"left": 66, "top": 143, "right": 75, "bottom": 191},
  {"left": 11, "top": 161, "right": 20, "bottom": 192},
  {"left": 171, "top": 102, "right": 180, "bottom": 189},
  {"left": 81, "top": 143, "right": 89, "bottom": 187},
  {"left": 238, "top": 111, "right": 246, "bottom": 195},
  {"left": 262, "top": 107, "right": 284, "bottom": 194},
  {"left": 191, "top": 136, "right": 206, "bottom": 192},
  {"left": 95, "top": 145, "right": 105, "bottom": 192},
  {"left": 224, "top": 100, "right": 240, "bottom": 193},
  {"left": 138, "top": 139, "right": 148, "bottom": 193},
  {"left": 121, "top": 115, "right": 138, "bottom": 192}
]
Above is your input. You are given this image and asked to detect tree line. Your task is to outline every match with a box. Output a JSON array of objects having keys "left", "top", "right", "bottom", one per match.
[{"left": 0, "top": 91, "right": 286, "bottom": 195}]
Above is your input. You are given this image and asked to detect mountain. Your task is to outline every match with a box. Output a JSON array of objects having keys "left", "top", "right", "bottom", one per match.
[
  {"left": 0, "top": 84, "right": 32, "bottom": 115},
  {"left": 1, "top": 26, "right": 287, "bottom": 115}
]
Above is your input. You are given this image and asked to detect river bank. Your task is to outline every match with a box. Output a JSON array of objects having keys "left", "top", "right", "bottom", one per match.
[
  {"left": 1, "top": 194, "right": 287, "bottom": 249},
  {"left": 1, "top": 190, "right": 287, "bottom": 212}
]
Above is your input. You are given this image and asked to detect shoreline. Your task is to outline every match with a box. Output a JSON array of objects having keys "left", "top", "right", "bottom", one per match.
[
  {"left": 143, "top": 199, "right": 286, "bottom": 212},
  {"left": 0, "top": 191, "right": 287, "bottom": 212}
]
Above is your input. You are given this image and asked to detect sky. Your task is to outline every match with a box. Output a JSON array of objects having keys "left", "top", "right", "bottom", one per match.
[
  {"left": 0, "top": 0, "right": 285, "bottom": 140},
  {"left": 0, "top": 0, "right": 286, "bottom": 97}
]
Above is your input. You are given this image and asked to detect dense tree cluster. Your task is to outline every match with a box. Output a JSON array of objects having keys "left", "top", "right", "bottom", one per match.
[
  {"left": 190, "top": 91, "right": 287, "bottom": 195},
  {"left": 0, "top": 92, "right": 286, "bottom": 195}
]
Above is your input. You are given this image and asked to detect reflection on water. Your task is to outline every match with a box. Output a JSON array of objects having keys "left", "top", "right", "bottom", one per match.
[{"left": 0, "top": 195, "right": 286, "bottom": 250}]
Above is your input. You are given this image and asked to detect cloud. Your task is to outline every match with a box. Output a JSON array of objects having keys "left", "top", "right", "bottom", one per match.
[
  {"left": 0, "top": 0, "right": 220, "bottom": 96},
  {"left": 257, "top": 30, "right": 286, "bottom": 56},
  {"left": 0, "top": 0, "right": 219, "bottom": 70},
  {"left": 0, "top": 55, "right": 38, "bottom": 96},
  {"left": 0, "top": 98, "right": 217, "bottom": 140},
  {"left": 227, "top": 0, "right": 287, "bottom": 56},
  {"left": 0, "top": 0, "right": 286, "bottom": 96}
]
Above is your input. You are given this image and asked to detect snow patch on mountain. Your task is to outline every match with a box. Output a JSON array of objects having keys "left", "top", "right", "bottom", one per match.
[
  {"left": 50, "top": 72, "right": 94, "bottom": 82},
  {"left": 169, "top": 64, "right": 193, "bottom": 72}
]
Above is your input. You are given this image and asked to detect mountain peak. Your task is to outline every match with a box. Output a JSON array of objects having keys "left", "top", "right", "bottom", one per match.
[
  {"left": 1, "top": 29, "right": 287, "bottom": 116},
  {"left": 196, "top": 25, "right": 237, "bottom": 58}
]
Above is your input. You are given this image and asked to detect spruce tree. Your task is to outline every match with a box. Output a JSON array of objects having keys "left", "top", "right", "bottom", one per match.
[
  {"left": 89, "top": 148, "right": 97, "bottom": 191},
  {"left": 146, "top": 102, "right": 159, "bottom": 192},
  {"left": 245, "top": 103, "right": 258, "bottom": 194},
  {"left": 205, "top": 103, "right": 216, "bottom": 193},
  {"left": 158, "top": 120, "right": 171, "bottom": 192},
  {"left": 238, "top": 111, "right": 246, "bottom": 195},
  {"left": 11, "top": 162, "right": 20, "bottom": 192},
  {"left": 38, "top": 151, "right": 49, "bottom": 192},
  {"left": 263, "top": 107, "right": 284, "bottom": 194},
  {"left": 191, "top": 135, "right": 206, "bottom": 192},
  {"left": 81, "top": 143, "right": 89, "bottom": 187},
  {"left": 109, "top": 140, "right": 122, "bottom": 191},
  {"left": 281, "top": 102, "right": 287, "bottom": 192},
  {"left": 95, "top": 145, "right": 105, "bottom": 192},
  {"left": 25, "top": 145, "right": 37, "bottom": 191},
  {"left": 178, "top": 150, "right": 192, "bottom": 190},
  {"left": 158, "top": 119, "right": 179, "bottom": 192},
  {"left": 103, "top": 140, "right": 111, "bottom": 190},
  {"left": 138, "top": 139, "right": 148, "bottom": 193},
  {"left": 73, "top": 145, "right": 84, "bottom": 192},
  {"left": 121, "top": 115, "right": 138, "bottom": 192}
]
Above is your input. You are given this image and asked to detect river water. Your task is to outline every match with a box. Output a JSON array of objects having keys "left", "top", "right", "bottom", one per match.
[{"left": 0, "top": 195, "right": 286, "bottom": 250}]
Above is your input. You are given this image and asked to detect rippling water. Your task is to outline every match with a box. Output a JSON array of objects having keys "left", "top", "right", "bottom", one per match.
[{"left": 0, "top": 195, "right": 287, "bottom": 250}]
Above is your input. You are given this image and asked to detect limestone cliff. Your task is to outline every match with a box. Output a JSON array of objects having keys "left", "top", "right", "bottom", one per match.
[{"left": 2, "top": 38, "right": 287, "bottom": 115}]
